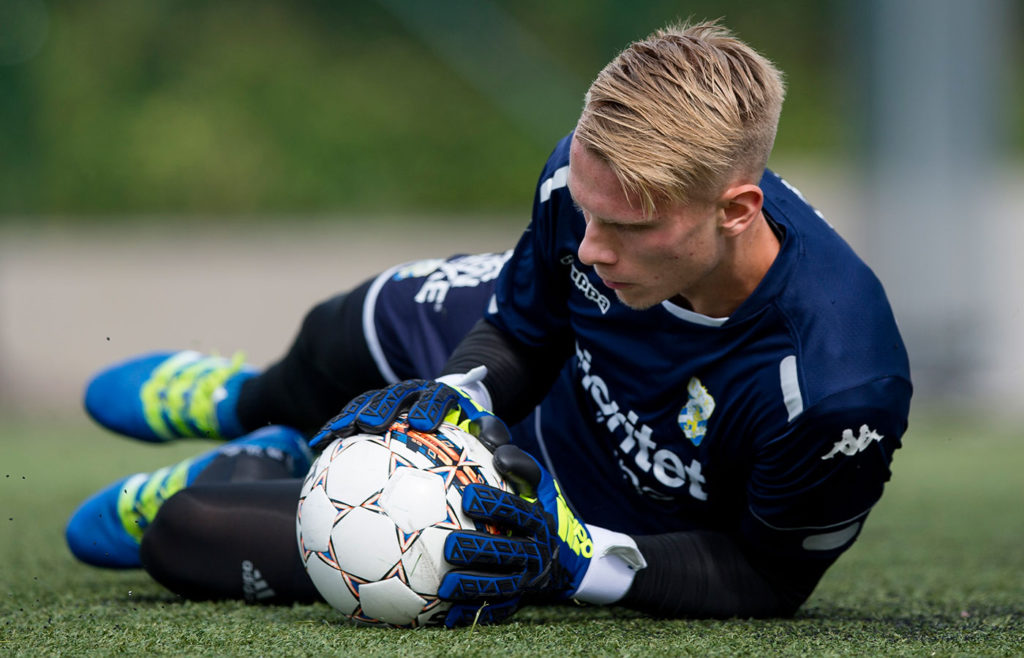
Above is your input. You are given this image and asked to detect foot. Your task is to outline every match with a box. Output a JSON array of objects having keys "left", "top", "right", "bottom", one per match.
[
  {"left": 65, "top": 425, "right": 313, "bottom": 568},
  {"left": 84, "top": 350, "right": 256, "bottom": 442}
]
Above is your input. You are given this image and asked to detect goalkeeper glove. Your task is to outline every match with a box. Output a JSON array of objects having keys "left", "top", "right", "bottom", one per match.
[
  {"left": 308, "top": 366, "right": 510, "bottom": 451},
  {"left": 438, "top": 444, "right": 647, "bottom": 627}
]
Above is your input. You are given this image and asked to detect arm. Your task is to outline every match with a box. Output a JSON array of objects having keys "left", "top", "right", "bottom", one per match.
[
  {"left": 622, "top": 530, "right": 818, "bottom": 618},
  {"left": 441, "top": 452, "right": 821, "bottom": 621},
  {"left": 623, "top": 378, "right": 911, "bottom": 618},
  {"left": 441, "top": 318, "right": 571, "bottom": 426},
  {"left": 443, "top": 378, "right": 910, "bottom": 621},
  {"left": 440, "top": 137, "right": 577, "bottom": 422}
]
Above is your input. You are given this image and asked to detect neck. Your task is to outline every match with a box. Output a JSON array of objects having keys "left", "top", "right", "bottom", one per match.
[{"left": 684, "top": 211, "right": 780, "bottom": 318}]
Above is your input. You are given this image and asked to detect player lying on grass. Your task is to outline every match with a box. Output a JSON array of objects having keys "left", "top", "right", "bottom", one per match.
[{"left": 67, "top": 20, "right": 912, "bottom": 622}]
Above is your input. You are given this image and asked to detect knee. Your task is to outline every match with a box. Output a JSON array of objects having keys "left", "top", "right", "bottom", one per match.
[{"left": 297, "top": 295, "right": 347, "bottom": 356}]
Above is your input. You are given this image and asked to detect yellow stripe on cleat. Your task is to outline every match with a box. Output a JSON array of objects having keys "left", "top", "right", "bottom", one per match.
[
  {"left": 140, "top": 351, "right": 246, "bottom": 440},
  {"left": 117, "top": 459, "right": 193, "bottom": 543},
  {"left": 116, "top": 473, "right": 150, "bottom": 543},
  {"left": 141, "top": 351, "right": 203, "bottom": 441}
]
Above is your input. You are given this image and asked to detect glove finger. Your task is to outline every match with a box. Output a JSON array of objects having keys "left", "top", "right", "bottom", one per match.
[
  {"left": 437, "top": 569, "right": 529, "bottom": 601},
  {"left": 354, "top": 379, "right": 428, "bottom": 433},
  {"left": 460, "top": 484, "right": 545, "bottom": 536},
  {"left": 472, "top": 415, "right": 511, "bottom": 452},
  {"left": 443, "top": 530, "right": 542, "bottom": 570},
  {"left": 406, "top": 381, "right": 460, "bottom": 432},
  {"left": 492, "top": 444, "right": 544, "bottom": 499},
  {"left": 308, "top": 391, "right": 373, "bottom": 448},
  {"left": 443, "top": 598, "right": 521, "bottom": 628}
]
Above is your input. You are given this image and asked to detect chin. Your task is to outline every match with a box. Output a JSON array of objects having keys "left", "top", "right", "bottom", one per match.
[{"left": 614, "top": 290, "right": 661, "bottom": 311}]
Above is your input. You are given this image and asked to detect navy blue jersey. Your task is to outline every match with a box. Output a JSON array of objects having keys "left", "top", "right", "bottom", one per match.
[
  {"left": 488, "top": 134, "right": 912, "bottom": 562},
  {"left": 366, "top": 252, "right": 510, "bottom": 382}
]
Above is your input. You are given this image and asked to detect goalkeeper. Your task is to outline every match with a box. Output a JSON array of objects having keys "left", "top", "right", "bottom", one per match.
[{"left": 67, "top": 20, "right": 911, "bottom": 621}]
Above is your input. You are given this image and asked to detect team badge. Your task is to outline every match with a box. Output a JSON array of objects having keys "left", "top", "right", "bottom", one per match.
[{"left": 678, "top": 377, "right": 715, "bottom": 446}]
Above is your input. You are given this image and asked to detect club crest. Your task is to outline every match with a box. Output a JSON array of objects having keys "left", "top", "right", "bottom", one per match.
[{"left": 678, "top": 377, "right": 715, "bottom": 446}]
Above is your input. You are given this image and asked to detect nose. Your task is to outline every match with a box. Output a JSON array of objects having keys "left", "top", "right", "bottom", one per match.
[{"left": 578, "top": 219, "right": 617, "bottom": 266}]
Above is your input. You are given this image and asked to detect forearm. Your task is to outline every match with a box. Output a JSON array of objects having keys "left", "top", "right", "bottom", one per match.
[
  {"left": 622, "top": 530, "right": 824, "bottom": 618},
  {"left": 441, "top": 319, "right": 570, "bottom": 424}
]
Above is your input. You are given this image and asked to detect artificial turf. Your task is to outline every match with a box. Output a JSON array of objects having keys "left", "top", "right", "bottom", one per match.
[{"left": 1, "top": 411, "right": 1021, "bottom": 656}]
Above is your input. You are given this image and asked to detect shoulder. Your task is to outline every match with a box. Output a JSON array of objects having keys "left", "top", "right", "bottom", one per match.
[
  {"left": 535, "top": 133, "right": 573, "bottom": 205},
  {"left": 519, "top": 133, "right": 585, "bottom": 260},
  {"left": 744, "top": 375, "right": 910, "bottom": 559},
  {"left": 759, "top": 170, "right": 912, "bottom": 411}
]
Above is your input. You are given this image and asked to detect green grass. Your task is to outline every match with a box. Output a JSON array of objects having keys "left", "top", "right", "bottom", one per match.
[{"left": 1, "top": 412, "right": 1022, "bottom": 656}]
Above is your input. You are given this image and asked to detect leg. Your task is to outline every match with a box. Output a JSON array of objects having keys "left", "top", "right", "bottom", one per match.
[
  {"left": 83, "top": 282, "right": 382, "bottom": 441},
  {"left": 141, "top": 479, "right": 319, "bottom": 604},
  {"left": 65, "top": 426, "right": 312, "bottom": 568},
  {"left": 236, "top": 280, "right": 385, "bottom": 435},
  {"left": 244, "top": 252, "right": 511, "bottom": 431},
  {"left": 84, "top": 253, "right": 504, "bottom": 442}
]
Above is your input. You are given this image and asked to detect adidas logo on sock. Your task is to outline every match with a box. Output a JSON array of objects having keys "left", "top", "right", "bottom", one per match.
[
  {"left": 241, "top": 559, "right": 277, "bottom": 603},
  {"left": 221, "top": 444, "right": 286, "bottom": 461},
  {"left": 220, "top": 444, "right": 292, "bottom": 469}
]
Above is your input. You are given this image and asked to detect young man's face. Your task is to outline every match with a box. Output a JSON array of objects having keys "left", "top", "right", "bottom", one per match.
[{"left": 568, "top": 137, "right": 724, "bottom": 312}]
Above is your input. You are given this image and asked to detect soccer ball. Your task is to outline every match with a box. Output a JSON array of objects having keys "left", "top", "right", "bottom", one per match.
[{"left": 295, "top": 418, "right": 507, "bottom": 627}]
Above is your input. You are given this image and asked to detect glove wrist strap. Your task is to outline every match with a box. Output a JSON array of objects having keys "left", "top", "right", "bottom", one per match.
[
  {"left": 572, "top": 525, "right": 648, "bottom": 605},
  {"left": 436, "top": 366, "right": 493, "bottom": 412}
]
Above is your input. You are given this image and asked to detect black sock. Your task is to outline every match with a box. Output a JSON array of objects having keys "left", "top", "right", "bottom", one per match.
[{"left": 141, "top": 479, "right": 319, "bottom": 604}]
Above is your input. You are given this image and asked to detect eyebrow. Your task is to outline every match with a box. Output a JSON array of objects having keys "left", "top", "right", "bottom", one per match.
[{"left": 565, "top": 169, "right": 654, "bottom": 226}]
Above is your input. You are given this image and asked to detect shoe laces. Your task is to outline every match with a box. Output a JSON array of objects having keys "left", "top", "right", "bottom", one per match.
[
  {"left": 117, "top": 459, "right": 192, "bottom": 542},
  {"left": 141, "top": 351, "right": 246, "bottom": 439}
]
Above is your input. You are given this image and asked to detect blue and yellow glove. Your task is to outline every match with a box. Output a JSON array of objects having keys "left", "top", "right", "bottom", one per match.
[
  {"left": 438, "top": 444, "right": 647, "bottom": 627},
  {"left": 309, "top": 367, "right": 509, "bottom": 451}
]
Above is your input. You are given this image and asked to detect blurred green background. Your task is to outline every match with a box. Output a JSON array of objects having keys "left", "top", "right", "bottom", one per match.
[
  {"left": 1, "top": 7, "right": 1022, "bottom": 651},
  {"left": 1, "top": 0, "right": 1023, "bottom": 412},
  {"left": 6, "top": 0, "right": 1014, "bottom": 218}
]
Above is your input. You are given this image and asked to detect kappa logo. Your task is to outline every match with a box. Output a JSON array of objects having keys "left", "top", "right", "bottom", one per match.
[
  {"left": 821, "top": 425, "right": 883, "bottom": 460},
  {"left": 561, "top": 255, "right": 610, "bottom": 314},
  {"left": 678, "top": 377, "right": 715, "bottom": 446}
]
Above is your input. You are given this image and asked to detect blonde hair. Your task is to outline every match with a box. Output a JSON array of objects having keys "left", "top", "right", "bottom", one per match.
[{"left": 575, "top": 20, "right": 786, "bottom": 213}]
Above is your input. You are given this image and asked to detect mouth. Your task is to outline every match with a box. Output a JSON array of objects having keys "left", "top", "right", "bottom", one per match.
[
  {"left": 593, "top": 267, "right": 633, "bottom": 290},
  {"left": 599, "top": 277, "right": 632, "bottom": 290}
]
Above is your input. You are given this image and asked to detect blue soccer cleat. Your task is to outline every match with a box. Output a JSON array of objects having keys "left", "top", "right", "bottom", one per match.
[
  {"left": 84, "top": 350, "right": 256, "bottom": 442},
  {"left": 65, "top": 425, "right": 313, "bottom": 569}
]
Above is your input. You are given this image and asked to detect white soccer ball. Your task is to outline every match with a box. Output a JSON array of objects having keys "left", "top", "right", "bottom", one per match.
[{"left": 295, "top": 418, "right": 507, "bottom": 627}]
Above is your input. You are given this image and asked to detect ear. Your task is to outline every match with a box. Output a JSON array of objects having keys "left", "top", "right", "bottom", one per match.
[{"left": 717, "top": 184, "right": 764, "bottom": 237}]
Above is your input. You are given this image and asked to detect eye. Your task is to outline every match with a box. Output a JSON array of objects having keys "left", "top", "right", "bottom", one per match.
[{"left": 614, "top": 222, "right": 650, "bottom": 233}]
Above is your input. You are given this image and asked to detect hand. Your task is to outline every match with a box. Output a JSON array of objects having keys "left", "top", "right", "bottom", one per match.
[
  {"left": 308, "top": 367, "right": 510, "bottom": 451},
  {"left": 437, "top": 444, "right": 596, "bottom": 626}
]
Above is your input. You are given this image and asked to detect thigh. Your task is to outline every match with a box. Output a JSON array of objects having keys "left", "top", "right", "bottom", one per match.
[{"left": 370, "top": 252, "right": 510, "bottom": 381}]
